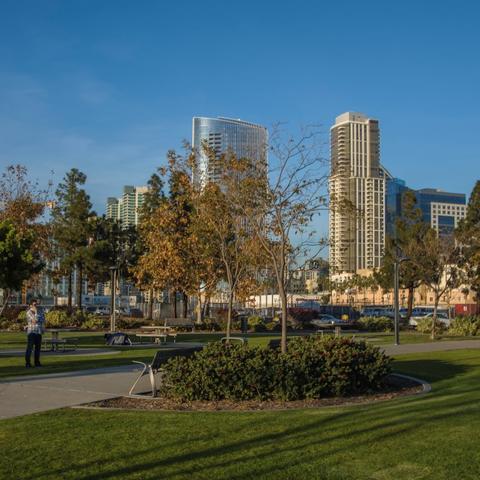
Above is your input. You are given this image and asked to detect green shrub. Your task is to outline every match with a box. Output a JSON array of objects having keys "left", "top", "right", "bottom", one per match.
[
  {"left": 0, "top": 315, "right": 24, "bottom": 331},
  {"left": 248, "top": 315, "right": 266, "bottom": 332},
  {"left": 45, "top": 310, "right": 70, "bottom": 328},
  {"left": 161, "top": 336, "right": 391, "bottom": 401},
  {"left": 116, "top": 317, "right": 147, "bottom": 330},
  {"left": 17, "top": 310, "right": 27, "bottom": 322},
  {"left": 448, "top": 316, "right": 480, "bottom": 336},
  {"left": 356, "top": 316, "right": 393, "bottom": 332},
  {"left": 265, "top": 321, "right": 278, "bottom": 331},
  {"left": 81, "top": 316, "right": 108, "bottom": 330},
  {"left": 415, "top": 317, "right": 446, "bottom": 334}
]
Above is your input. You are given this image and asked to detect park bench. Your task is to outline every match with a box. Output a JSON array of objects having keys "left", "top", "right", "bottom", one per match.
[
  {"left": 43, "top": 337, "right": 78, "bottom": 352},
  {"left": 129, "top": 346, "right": 204, "bottom": 398},
  {"left": 135, "top": 332, "right": 168, "bottom": 343}
]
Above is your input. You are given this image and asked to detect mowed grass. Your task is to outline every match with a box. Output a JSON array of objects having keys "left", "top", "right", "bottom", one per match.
[
  {"left": 1, "top": 349, "right": 480, "bottom": 479},
  {"left": 0, "top": 330, "right": 476, "bottom": 379}
]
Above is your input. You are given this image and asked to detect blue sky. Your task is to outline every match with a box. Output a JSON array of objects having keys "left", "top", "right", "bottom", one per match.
[{"left": 1, "top": 0, "right": 479, "bottom": 240}]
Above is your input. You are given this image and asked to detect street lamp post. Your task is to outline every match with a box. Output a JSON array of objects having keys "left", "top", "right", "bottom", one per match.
[
  {"left": 393, "top": 260, "right": 400, "bottom": 346},
  {"left": 393, "top": 256, "right": 409, "bottom": 346},
  {"left": 109, "top": 266, "right": 117, "bottom": 332}
]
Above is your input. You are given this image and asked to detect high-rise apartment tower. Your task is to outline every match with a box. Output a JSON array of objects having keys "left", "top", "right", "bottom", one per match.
[
  {"left": 329, "top": 112, "right": 387, "bottom": 275},
  {"left": 106, "top": 185, "right": 148, "bottom": 228}
]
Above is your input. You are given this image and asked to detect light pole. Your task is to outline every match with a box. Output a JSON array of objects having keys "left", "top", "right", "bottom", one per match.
[
  {"left": 109, "top": 266, "right": 117, "bottom": 332},
  {"left": 393, "top": 256, "right": 409, "bottom": 346}
]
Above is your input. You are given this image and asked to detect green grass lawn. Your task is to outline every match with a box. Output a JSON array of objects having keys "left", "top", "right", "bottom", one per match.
[
  {"left": 0, "top": 330, "right": 477, "bottom": 379},
  {"left": 1, "top": 349, "right": 480, "bottom": 479}
]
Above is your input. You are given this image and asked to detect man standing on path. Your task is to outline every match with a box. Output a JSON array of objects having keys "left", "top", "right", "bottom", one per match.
[{"left": 25, "top": 299, "right": 45, "bottom": 368}]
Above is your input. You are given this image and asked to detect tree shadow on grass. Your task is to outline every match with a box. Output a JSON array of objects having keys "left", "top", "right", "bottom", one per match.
[
  {"left": 16, "top": 359, "right": 480, "bottom": 480},
  {"left": 392, "top": 358, "right": 470, "bottom": 384}
]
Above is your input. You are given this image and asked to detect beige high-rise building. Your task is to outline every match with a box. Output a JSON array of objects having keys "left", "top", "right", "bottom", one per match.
[
  {"left": 106, "top": 185, "right": 148, "bottom": 228},
  {"left": 329, "top": 112, "right": 388, "bottom": 276}
]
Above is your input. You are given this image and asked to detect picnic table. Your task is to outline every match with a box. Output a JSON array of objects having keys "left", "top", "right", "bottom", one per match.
[
  {"left": 43, "top": 329, "right": 78, "bottom": 352},
  {"left": 136, "top": 326, "right": 178, "bottom": 344}
]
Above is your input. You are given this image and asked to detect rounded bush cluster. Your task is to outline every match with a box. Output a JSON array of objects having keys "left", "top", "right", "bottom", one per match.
[
  {"left": 448, "top": 316, "right": 480, "bottom": 336},
  {"left": 356, "top": 316, "right": 393, "bottom": 332},
  {"left": 161, "top": 336, "right": 391, "bottom": 401}
]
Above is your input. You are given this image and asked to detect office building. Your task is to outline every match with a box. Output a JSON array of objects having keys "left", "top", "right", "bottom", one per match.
[
  {"left": 385, "top": 182, "right": 466, "bottom": 237},
  {"left": 106, "top": 185, "right": 148, "bottom": 228},
  {"left": 192, "top": 116, "right": 268, "bottom": 186},
  {"left": 329, "top": 112, "right": 387, "bottom": 275}
]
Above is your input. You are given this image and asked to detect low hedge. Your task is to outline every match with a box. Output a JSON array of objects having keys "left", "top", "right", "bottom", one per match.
[
  {"left": 448, "top": 316, "right": 480, "bottom": 336},
  {"left": 415, "top": 317, "right": 446, "bottom": 334},
  {"left": 356, "top": 316, "right": 393, "bottom": 332},
  {"left": 161, "top": 336, "right": 391, "bottom": 401}
]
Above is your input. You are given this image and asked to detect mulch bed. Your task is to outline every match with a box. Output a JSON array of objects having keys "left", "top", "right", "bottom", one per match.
[{"left": 81, "top": 374, "right": 424, "bottom": 412}]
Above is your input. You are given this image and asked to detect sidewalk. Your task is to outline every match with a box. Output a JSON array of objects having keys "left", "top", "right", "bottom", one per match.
[
  {"left": 382, "top": 340, "right": 480, "bottom": 356},
  {"left": 0, "top": 365, "right": 141, "bottom": 419}
]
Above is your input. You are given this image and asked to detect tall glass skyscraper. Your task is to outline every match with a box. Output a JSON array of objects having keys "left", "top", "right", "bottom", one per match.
[{"left": 192, "top": 117, "right": 268, "bottom": 186}]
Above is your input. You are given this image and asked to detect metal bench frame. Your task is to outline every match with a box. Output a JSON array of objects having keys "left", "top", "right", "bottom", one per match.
[{"left": 129, "top": 347, "right": 203, "bottom": 398}]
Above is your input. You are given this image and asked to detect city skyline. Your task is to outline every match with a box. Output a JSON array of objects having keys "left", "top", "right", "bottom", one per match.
[{"left": 1, "top": 1, "right": 478, "bottom": 224}]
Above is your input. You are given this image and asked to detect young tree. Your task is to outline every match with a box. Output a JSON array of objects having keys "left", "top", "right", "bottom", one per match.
[
  {"left": 375, "top": 190, "right": 430, "bottom": 319},
  {"left": 0, "top": 165, "right": 51, "bottom": 231},
  {"left": 456, "top": 181, "right": 480, "bottom": 305},
  {"left": 0, "top": 221, "right": 44, "bottom": 314},
  {"left": 415, "top": 229, "right": 462, "bottom": 339},
  {"left": 0, "top": 165, "right": 51, "bottom": 307},
  {"left": 197, "top": 168, "right": 263, "bottom": 339},
  {"left": 134, "top": 152, "right": 222, "bottom": 323},
  {"left": 236, "top": 126, "right": 328, "bottom": 352},
  {"left": 51, "top": 169, "right": 94, "bottom": 311}
]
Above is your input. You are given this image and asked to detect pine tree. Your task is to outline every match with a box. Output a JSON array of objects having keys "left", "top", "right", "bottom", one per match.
[{"left": 51, "top": 169, "right": 94, "bottom": 311}]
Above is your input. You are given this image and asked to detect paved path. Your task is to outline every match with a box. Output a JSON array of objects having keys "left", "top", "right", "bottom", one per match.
[
  {"left": 382, "top": 340, "right": 480, "bottom": 356},
  {"left": 0, "top": 365, "right": 141, "bottom": 419},
  {"left": 2, "top": 340, "right": 480, "bottom": 420}
]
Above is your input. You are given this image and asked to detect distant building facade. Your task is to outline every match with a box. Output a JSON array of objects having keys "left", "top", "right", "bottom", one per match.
[
  {"left": 385, "top": 182, "right": 466, "bottom": 238},
  {"left": 192, "top": 116, "right": 268, "bottom": 187},
  {"left": 106, "top": 185, "right": 148, "bottom": 228},
  {"left": 329, "top": 112, "right": 387, "bottom": 276}
]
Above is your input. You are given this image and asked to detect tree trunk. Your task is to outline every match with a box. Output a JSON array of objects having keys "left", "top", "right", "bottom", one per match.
[
  {"left": 0, "top": 288, "right": 10, "bottom": 316},
  {"left": 172, "top": 290, "right": 177, "bottom": 318},
  {"left": 147, "top": 288, "right": 153, "bottom": 321},
  {"left": 182, "top": 292, "right": 188, "bottom": 318},
  {"left": 407, "top": 286, "right": 415, "bottom": 319},
  {"left": 432, "top": 294, "right": 440, "bottom": 340},
  {"left": 195, "top": 293, "right": 202, "bottom": 324},
  {"left": 67, "top": 271, "right": 73, "bottom": 314},
  {"left": 76, "top": 263, "right": 83, "bottom": 310},
  {"left": 278, "top": 285, "right": 288, "bottom": 353},
  {"left": 226, "top": 289, "right": 234, "bottom": 341}
]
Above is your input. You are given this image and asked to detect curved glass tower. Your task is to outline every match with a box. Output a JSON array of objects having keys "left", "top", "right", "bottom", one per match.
[{"left": 192, "top": 116, "right": 267, "bottom": 186}]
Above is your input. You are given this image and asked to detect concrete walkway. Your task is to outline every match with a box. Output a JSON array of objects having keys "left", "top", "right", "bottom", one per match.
[
  {"left": 382, "top": 340, "right": 480, "bottom": 356},
  {"left": 0, "top": 364, "right": 141, "bottom": 419},
  {"left": 2, "top": 340, "right": 480, "bottom": 420}
]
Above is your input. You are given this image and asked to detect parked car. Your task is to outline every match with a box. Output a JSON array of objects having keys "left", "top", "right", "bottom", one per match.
[
  {"left": 409, "top": 312, "right": 450, "bottom": 327},
  {"left": 93, "top": 306, "right": 111, "bottom": 316},
  {"left": 311, "top": 314, "right": 350, "bottom": 328}
]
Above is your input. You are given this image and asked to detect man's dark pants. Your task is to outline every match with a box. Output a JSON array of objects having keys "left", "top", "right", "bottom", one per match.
[{"left": 25, "top": 333, "right": 42, "bottom": 366}]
